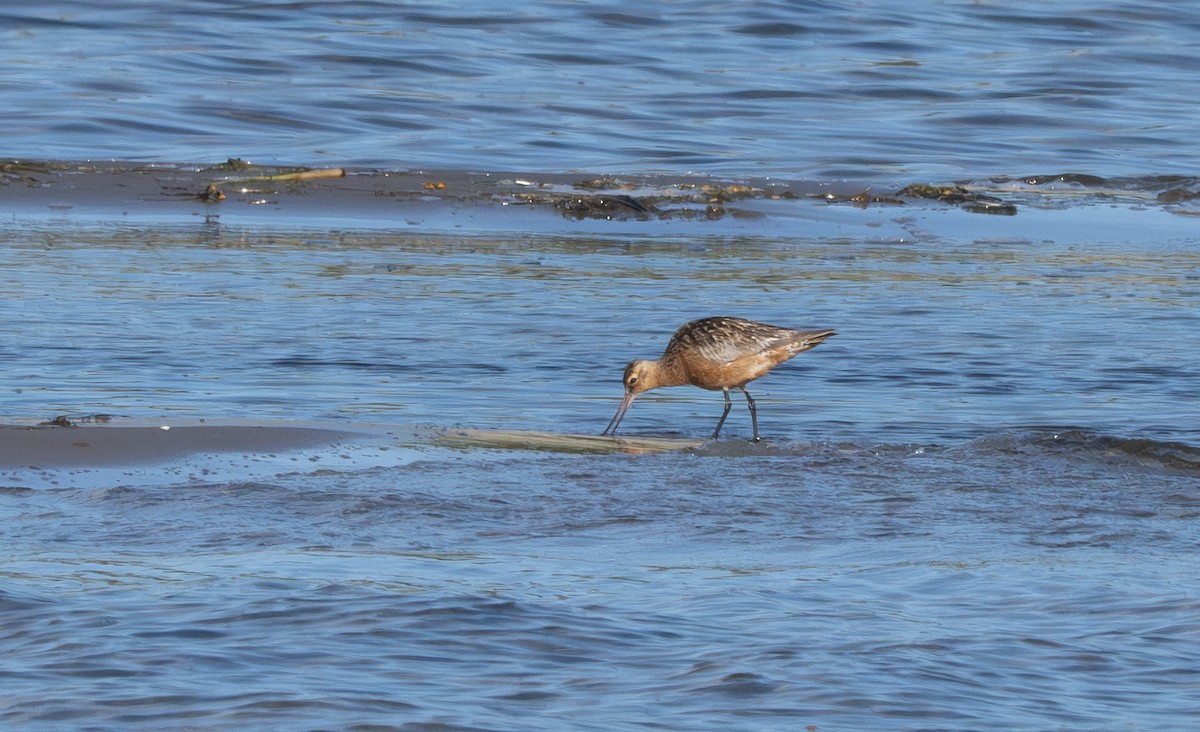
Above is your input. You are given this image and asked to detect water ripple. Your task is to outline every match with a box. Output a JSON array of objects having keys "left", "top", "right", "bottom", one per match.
[{"left": 4, "top": 2, "right": 1199, "bottom": 176}]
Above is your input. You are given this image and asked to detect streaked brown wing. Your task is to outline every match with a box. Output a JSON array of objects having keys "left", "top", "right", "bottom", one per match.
[{"left": 665, "top": 317, "right": 794, "bottom": 365}]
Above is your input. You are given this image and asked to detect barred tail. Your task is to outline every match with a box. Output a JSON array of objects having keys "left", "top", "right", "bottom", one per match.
[{"left": 793, "top": 328, "right": 836, "bottom": 353}]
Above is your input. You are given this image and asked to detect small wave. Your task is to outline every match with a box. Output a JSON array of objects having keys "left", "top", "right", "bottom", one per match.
[
  {"left": 973, "top": 173, "right": 1200, "bottom": 208},
  {"left": 958, "top": 427, "right": 1200, "bottom": 476},
  {"left": 684, "top": 427, "right": 1200, "bottom": 475}
]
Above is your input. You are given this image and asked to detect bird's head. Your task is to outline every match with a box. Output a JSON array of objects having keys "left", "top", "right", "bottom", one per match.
[{"left": 622, "top": 359, "right": 659, "bottom": 395}]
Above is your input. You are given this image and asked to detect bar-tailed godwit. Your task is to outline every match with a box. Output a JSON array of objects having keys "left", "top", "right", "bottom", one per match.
[{"left": 602, "top": 316, "right": 835, "bottom": 441}]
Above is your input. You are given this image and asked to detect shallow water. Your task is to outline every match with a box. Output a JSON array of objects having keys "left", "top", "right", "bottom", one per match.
[
  {"left": 2, "top": 207, "right": 1199, "bottom": 729},
  {"left": 3, "top": 430, "right": 1200, "bottom": 729},
  {"left": 3, "top": 1, "right": 1200, "bottom": 729},
  {"left": 2, "top": 203, "right": 1198, "bottom": 443}
]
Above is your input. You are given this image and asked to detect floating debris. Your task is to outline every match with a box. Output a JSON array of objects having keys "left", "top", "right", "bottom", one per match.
[
  {"left": 575, "top": 177, "right": 636, "bottom": 190},
  {"left": 964, "top": 200, "right": 1018, "bottom": 215},
  {"left": 199, "top": 183, "right": 226, "bottom": 201},
  {"left": 700, "top": 183, "right": 760, "bottom": 202},
  {"left": 249, "top": 168, "right": 345, "bottom": 182},
  {"left": 196, "top": 165, "right": 345, "bottom": 200},
  {"left": 1157, "top": 187, "right": 1200, "bottom": 203},
  {"left": 898, "top": 183, "right": 978, "bottom": 202},
  {"left": 506, "top": 191, "right": 655, "bottom": 221},
  {"left": 897, "top": 183, "right": 1016, "bottom": 214},
  {"left": 214, "top": 157, "right": 255, "bottom": 171},
  {"left": 821, "top": 187, "right": 903, "bottom": 206}
]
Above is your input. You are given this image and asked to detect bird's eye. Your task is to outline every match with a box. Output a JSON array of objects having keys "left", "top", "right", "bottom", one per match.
[{"left": 628, "top": 376, "right": 638, "bottom": 385}]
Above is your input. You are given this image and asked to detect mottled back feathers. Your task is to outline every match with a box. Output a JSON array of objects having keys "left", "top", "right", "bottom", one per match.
[{"left": 663, "top": 316, "right": 834, "bottom": 367}]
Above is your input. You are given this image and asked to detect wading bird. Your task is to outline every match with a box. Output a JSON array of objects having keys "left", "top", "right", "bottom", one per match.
[{"left": 602, "top": 316, "right": 835, "bottom": 441}]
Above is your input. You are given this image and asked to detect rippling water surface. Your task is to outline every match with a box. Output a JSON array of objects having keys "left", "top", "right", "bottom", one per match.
[
  {"left": 2, "top": 209, "right": 1197, "bottom": 440},
  {"left": 2, "top": 212, "right": 1199, "bottom": 729},
  {"left": 2, "top": 1, "right": 1200, "bottom": 730},
  {"left": 5, "top": 1, "right": 1200, "bottom": 177},
  {"left": 5, "top": 434, "right": 1200, "bottom": 729}
]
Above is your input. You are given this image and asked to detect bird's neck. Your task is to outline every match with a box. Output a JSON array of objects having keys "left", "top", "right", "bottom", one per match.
[{"left": 645, "top": 356, "right": 689, "bottom": 390}]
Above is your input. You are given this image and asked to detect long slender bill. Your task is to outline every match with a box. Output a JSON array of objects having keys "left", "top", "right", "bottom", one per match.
[{"left": 601, "top": 392, "right": 637, "bottom": 436}]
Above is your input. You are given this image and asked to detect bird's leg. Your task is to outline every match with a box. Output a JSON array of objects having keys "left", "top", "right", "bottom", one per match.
[
  {"left": 739, "top": 386, "right": 759, "bottom": 442},
  {"left": 711, "top": 388, "right": 733, "bottom": 439}
]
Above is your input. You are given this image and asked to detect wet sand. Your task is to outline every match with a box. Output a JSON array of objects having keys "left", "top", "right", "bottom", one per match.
[
  {"left": 0, "top": 420, "right": 701, "bottom": 471},
  {"left": 2, "top": 160, "right": 856, "bottom": 228},
  {"left": 13, "top": 159, "right": 1193, "bottom": 232},
  {"left": 0, "top": 419, "right": 706, "bottom": 491},
  {"left": 0, "top": 420, "right": 358, "bottom": 469},
  {"left": 0, "top": 419, "right": 426, "bottom": 489}
]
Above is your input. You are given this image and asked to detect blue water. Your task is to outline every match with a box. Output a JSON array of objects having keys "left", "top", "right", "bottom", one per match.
[
  {"left": 4, "top": 1, "right": 1200, "bottom": 178},
  {"left": 2, "top": 2, "right": 1200, "bottom": 730}
]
